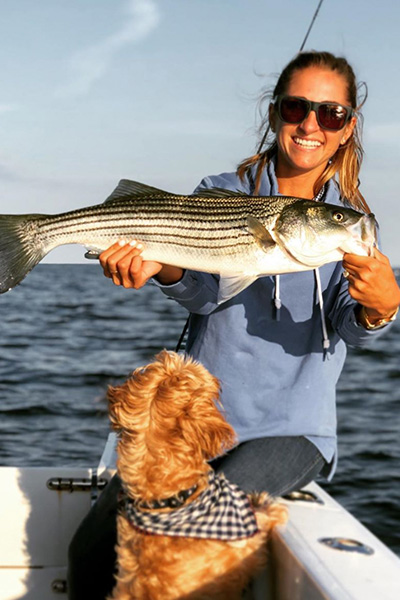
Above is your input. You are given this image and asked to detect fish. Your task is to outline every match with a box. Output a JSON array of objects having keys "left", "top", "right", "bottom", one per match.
[{"left": 0, "top": 179, "right": 376, "bottom": 303}]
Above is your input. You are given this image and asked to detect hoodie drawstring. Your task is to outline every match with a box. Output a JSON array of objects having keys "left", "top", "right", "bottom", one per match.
[
  {"left": 273, "top": 270, "right": 330, "bottom": 359},
  {"left": 314, "top": 268, "right": 330, "bottom": 359},
  {"left": 274, "top": 275, "right": 282, "bottom": 321}
]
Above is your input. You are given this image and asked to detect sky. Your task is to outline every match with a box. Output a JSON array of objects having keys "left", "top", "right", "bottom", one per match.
[{"left": 1, "top": 0, "right": 399, "bottom": 265}]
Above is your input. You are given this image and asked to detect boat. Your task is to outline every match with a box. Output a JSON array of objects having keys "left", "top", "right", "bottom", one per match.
[{"left": 1, "top": 432, "right": 400, "bottom": 600}]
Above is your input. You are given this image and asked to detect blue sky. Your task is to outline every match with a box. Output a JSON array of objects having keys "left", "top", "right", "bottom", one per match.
[{"left": 1, "top": 0, "right": 399, "bottom": 265}]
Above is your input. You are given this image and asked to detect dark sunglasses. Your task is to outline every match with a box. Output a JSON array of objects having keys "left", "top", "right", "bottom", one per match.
[{"left": 275, "top": 95, "right": 354, "bottom": 131}]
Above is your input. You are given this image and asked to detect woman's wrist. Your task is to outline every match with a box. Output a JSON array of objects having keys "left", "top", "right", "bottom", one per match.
[
  {"left": 154, "top": 265, "right": 185, "bottom": 286},
  {"left": 357, "top": 305, "right": 399, "bottom": 329}
]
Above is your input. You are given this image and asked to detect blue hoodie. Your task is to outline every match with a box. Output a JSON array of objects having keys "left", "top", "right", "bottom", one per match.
[{"left": 156, "top": 161, "right": 389, "bottom": 479}]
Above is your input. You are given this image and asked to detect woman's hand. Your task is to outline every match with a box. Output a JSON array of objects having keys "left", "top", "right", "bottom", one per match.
[
  {"left": 342, "top": 248, "right": 400, "bottom": 324},
  {"left": 99, "top": 241, "right": 184, "bottom": 289}
]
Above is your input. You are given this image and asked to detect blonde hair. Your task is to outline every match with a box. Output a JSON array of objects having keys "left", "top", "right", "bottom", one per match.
[{"left": 237, "top": 51, "right": 369, "bottom": 212}]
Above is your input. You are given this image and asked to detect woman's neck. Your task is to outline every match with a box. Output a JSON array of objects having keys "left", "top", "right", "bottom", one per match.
[
  {"left": 275, "top": 160, "right": 326, "bottom": 200},
  {"left": 276, "top": 172, "right": 320, "bottom": 200}
]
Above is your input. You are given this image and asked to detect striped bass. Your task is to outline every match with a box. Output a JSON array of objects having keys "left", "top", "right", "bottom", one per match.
[{"left": 0, "top": 179, "right": 376, "bottom": 303}]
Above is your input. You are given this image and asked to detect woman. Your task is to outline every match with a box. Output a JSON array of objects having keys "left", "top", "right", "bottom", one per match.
[
  {"left": 99, "top": 50, "right": 399, "bottom": 493},
  {"left": 68, "top": 51, "right": 400, "bottom": 599}
]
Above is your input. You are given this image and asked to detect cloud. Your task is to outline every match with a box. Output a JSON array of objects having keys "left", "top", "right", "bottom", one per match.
[{"left": 55, "top": 0, "right": 160, "bottom": 98}]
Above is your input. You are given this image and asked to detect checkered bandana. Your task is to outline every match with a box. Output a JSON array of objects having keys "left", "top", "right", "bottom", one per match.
[{"left": 124, "top": 470, "right": 259, "bottom": 541}]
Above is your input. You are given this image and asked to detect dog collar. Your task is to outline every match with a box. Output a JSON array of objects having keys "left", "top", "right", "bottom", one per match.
[
  {"left": 123, "top": 470, "right": 259, "bottom": 541},
  {"left": 134, "top": 483, "right": 199, "bottom": 510}
]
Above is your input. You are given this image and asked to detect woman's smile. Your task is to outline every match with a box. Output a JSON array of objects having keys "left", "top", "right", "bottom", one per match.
[{"left": 292, "top": 136, "right": 323, "bottom": 149}]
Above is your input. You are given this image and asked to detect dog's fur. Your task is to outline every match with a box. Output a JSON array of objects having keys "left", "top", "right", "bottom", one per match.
[{"left": 107, "top": 350, "right": 287, "bottom": 600}]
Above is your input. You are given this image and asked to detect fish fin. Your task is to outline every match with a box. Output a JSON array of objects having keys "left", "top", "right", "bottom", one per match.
[
  {"left": 105, "top": 182, "right": 247, "bottom": 203},
  {"left": 0, "top": 214, "right": 47, "bottom": 293},
  {"left": 247, "top": 216, "right": 276, "bottom": 252},
  {"left": 104, "top": 179, "right": 177, "bottom": 203},
  {"left": 194, "top": 187, "right": 246, "bottom": 198},
  {"left": 217, "top": 275, "right": 258, "bottom": 304}
]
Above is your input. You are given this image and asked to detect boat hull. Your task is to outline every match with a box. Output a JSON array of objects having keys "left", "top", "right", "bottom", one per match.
[{"left": 0, "top": 465, "right": 113, "bottom": 600}]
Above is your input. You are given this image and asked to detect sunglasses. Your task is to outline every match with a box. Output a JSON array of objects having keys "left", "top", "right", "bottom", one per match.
[{"left": 275, "top": 95, "right": 354, "bottom": 131}]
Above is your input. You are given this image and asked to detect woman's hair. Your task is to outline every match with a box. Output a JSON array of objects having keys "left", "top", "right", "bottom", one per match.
[{"left": 237, "top": 51, "right": 369, "bottom": 212}]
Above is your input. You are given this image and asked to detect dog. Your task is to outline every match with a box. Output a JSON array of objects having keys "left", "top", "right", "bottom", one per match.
[{"left": 107, "top": 350, "right": 287, "bottom": 600}]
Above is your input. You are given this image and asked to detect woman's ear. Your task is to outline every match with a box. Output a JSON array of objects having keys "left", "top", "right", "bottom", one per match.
[{"left": 341, "top": 114, "right": 357, "bottom": 145}]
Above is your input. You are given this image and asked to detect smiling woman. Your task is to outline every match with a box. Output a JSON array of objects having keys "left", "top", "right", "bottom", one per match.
[
  {"left": 239, "top": 52, "right": 366, "bottom": 210},
  {"left": 270, "top": 67, "right": 357, "bottom": 197}
]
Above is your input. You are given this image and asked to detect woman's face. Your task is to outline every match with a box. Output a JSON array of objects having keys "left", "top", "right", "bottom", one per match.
[{"left": 270, "top": 67, "right": 356, "bottom": 181}]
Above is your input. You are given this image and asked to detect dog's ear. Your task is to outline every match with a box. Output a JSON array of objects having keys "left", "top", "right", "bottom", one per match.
[
  {"left": 107, "top": 384, "right": 123, "bottom": 432},
  {"left": 180, "top": 399, "right": 237, "bottom": 460},
  {"left": 107, "top": 373, "right": 155, "bottom": 436},
  {"left": 174, "top": 371, "right": 237, "bottom": 460},
  {"left": 107, "top": 381, "right": 135, "bottom": 433}
]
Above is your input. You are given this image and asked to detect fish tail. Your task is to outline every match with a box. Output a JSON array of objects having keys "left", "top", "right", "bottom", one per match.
[{"left": 0, "top": 214, "right": 47, "bottom": 293}]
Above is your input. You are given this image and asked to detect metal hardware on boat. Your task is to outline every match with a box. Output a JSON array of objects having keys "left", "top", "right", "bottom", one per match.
[
  {"left": 318, "top": 537, "right": 374, "bottom": 555},
  {"left": 90, "top": 469, "right": 104, "bottom": 505},
  {"left": 282, "top": 489, "right": 324, "bottom": 504},
  {"left": 51, "top": 579, "right": 67, "bottom": 593},
  {"left": 46, "top": 476, "right": 108, "bottom": 493}
]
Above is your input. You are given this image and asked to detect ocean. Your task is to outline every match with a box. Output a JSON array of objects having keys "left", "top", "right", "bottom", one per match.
[{"left": 0, "top": 264, "right": 399, "bottom": 557}]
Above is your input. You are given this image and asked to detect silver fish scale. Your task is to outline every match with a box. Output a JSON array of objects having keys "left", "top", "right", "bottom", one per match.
[{"left": 35, "top": 194, "right": 300, "bottom": 243}]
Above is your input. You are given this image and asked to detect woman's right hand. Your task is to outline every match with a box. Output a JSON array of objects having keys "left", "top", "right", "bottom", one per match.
[{"left": 99, "top": 240, "right": 184, "bottom": 289}]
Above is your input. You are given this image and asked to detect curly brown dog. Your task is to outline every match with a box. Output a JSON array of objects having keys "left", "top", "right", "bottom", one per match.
[{"left": 107, "top": 350, "right": 287, "bottom": 600}]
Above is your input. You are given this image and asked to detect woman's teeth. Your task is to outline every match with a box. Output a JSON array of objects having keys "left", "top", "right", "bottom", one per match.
[{"left": 293, "top": 137, "right": 322, "bottom": 148}]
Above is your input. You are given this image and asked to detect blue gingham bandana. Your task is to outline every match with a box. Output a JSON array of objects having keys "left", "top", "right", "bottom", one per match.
[{"left": 124, "top": 470, "right": 259, "bottom": 541}]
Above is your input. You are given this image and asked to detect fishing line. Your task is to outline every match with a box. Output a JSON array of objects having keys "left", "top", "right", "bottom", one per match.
[
  {"left": 175, "top": 0, "right": 326, "bottom": 353},
  {"left": 299, "top": 0, "right": 325, "bottom": 52},
  {"left": 175, "top": 314, "right": 190, "bottom": 352},
  {"left": 256, "top": 0, "right": 326, "bottom": 154}
]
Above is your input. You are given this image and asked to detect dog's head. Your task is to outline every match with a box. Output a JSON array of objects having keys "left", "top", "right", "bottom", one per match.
[{"left": 108, "top": 350, "right": 236, "bottom": 464}]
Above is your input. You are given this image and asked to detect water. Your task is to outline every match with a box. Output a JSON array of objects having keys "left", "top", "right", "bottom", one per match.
[{"left": 0, "top": 264, "right": 399, "bottom": 556}]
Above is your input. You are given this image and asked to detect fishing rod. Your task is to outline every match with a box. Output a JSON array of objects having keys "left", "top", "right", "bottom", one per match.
[
  {"left": 175, "top": 0, "right": 326, "bottom": 352},
  {"left": 256, "top": 0, "right": 326, "bottom": 153},
  {"left": 299, "top": 0, "right": 325, "bottom": 52}
]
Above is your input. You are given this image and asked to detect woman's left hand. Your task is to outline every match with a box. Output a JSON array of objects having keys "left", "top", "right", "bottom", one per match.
[{"left": 342, "top": 248, "right": 400, "bottom": 321}]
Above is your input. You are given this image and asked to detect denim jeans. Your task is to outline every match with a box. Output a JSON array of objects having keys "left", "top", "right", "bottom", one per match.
[
  {"left": 67, "top": 436, "right": 325, "bottom": 599},
  {"left": 210, "top": 435, "right": 326, "bottom": 496}
]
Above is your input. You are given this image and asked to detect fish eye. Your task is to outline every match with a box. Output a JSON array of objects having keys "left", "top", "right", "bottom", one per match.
[{"left": 332, "top": 211, "right": 345, "bottom": 222}]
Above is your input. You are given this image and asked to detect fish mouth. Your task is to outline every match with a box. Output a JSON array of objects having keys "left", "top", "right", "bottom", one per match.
[{"left": 340, "top": 213, "right": 377, "bottom": 256}]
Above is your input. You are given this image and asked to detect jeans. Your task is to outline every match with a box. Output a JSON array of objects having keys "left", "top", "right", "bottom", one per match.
[
  {"left": 67, "top": 436, "right": 325, "bottom": 600},
  {"left": 210, "top": 435, "right": 326, "bottom": 496}
]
